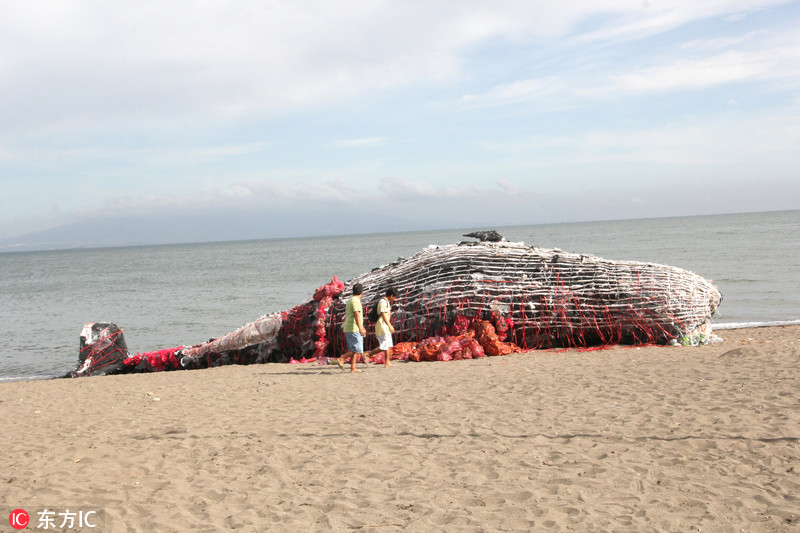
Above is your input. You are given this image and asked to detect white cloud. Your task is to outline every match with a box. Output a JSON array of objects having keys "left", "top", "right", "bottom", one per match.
[
  {"left": 496, "top": 179, "right": 521, "bottom": 195},
  {"left": 567, "top": 0, "right": 788, "bottom": 46},
  {"left": 185, "top": 142, "right": 269, "bottom": 159},
  {"left": 679, "top": 32, "right": 764, "bottom": 51},
  {"left": 380, "top": 177, "right": 527, "bottom": 202},
  {"left": 2, "top": 0, "right": 792, "bottom": 127},
  {"left": 478, "top": 108, "right": 800, "bottom": 169},
  {"left": 219, "top": 185, "right": 254, "bottom": 199},
  {"left": 617, "top": 50, "right": 778, "bottom": 93},
  {"left": 381, "top": 177, "right": 439, "bottom": 200},
  {"left": 461, "top": 77, "right": 568, "bottom": 107},
  {"left": 461, "top": 34, "right": 800, "bottom": 111},
  {"left": 331, "top": 137, "right": 391, "bottom": 148}
]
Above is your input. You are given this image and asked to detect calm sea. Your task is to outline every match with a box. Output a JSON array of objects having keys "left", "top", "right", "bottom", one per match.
[{"left": 1, "top": 210, "right": 798, "bottom": 381}]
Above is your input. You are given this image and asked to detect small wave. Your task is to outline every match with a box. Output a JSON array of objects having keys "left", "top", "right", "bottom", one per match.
[
  {"left": 0, "top": 374, "right": 59, "bottom": 383},
  {"left": 713, "top": 319, "right": 800, "bottom": 330}
]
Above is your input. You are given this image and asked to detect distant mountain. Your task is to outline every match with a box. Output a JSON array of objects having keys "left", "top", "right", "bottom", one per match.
[{"left": 0, "top": 208, "right": 427, "bottom": 252}]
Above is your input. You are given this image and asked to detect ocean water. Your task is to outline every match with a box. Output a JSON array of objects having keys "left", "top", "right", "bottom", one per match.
[{"left": 1, "top": 210, "right": 798, "bottom": 381}]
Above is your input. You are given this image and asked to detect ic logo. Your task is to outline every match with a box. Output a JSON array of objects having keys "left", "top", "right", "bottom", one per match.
[{"left": 9, "top": 509, "right": 29, "bottom": 530}]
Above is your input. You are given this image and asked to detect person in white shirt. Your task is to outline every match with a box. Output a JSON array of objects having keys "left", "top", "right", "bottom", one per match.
[{"left": 367, "top": 288, "right": 397, "bottom": 367}]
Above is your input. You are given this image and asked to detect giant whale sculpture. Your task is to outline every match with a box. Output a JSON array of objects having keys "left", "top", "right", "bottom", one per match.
[{"left": 69, "top": 235, "right": 722, "bottom": 377}]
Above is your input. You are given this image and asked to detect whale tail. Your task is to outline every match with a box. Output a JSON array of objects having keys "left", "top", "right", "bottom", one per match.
[{"left": 67, "top": 322, "right": 129, "bottom": 377}]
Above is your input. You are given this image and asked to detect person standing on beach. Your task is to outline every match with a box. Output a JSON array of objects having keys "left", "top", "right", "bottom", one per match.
[
  {"left": 336, "top": 283, "right": 367, "bottom": 373},
  {"left": 367, "top": 288, "right": 397, "bottom": 367}
]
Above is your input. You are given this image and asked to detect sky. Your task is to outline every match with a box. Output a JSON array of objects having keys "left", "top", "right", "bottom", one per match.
[{"left": 1, "top": 0, "right": 799, "bottom": 247}]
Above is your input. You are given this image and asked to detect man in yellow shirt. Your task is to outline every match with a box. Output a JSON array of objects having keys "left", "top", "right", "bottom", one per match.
[{"left": 336, "top": 283, "right": 367, "bottom": 373}]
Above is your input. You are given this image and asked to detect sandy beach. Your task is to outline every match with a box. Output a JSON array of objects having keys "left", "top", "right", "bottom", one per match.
[{"left": 2, "top": 325, "right": 798, "bottom": 532}]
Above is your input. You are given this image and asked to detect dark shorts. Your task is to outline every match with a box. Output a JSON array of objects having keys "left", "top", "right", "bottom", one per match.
[{"left": 344, "top": 332, "right": 364, "bottom": 353}]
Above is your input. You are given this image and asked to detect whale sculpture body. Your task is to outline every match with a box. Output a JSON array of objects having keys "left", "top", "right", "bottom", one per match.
[{"left": 70, "top": 239, "right": 722, "bottom": 376}]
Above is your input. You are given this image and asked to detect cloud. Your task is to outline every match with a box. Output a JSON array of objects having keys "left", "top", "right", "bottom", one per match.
[
  {"left": 617, "top": 50, "right": 781, "bottom": 93},
  {"left": 566, "top": 0, "right": 789, "bottom": 46},
  {"left": 477, "top": 108, "right": 800, "bottom": 170},
  {"left": 496, "top": 179, "right": 521, "bottom": 195},
  {"left": 68, "top": 175, "right": 525, "bottom": 222},
  {"left": 0, "top": 2, "right": 471, "bottom": 127},
  {"left": 219, "top": 185, "right": 254, "bottom": 200},
  {"left": 2, "top": 0, "right": 792, "bottom": 129},
  {"left": 64, "top": 176, "right": 375, "bottom": 224},
  {"left": 379, "top": 177, "right": 529, "bottom": 202},
  {"left": 331, "top": 137, "right": 391, "bottom": 148},
  {"left": 461, "top": 27, "right": 800, "bottom": 111},
  {"left": 679, "top": 32, "right": 765, "bottom": 51},
  {"left": 461, "top": 77, "right": 569, "bottom": 108},
  {"left": 380, "top": 177, "right": 438, "bottom": 200},
  {"left": 184, "top": 142, "right": 270, "bottom": 159}
]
